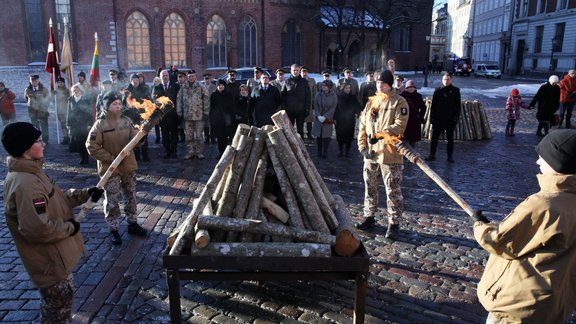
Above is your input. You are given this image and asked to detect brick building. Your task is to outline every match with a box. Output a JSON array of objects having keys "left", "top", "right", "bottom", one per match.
[{"left": 0, "top": 0, "right": 433, "bottom": 91}]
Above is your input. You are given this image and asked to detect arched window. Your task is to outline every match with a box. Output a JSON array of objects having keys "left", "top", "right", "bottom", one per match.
[
  {"left": 24, "top": 0, "right": 45, "bottom": 62},
  {"left": 126, "top": 11, "right": 151, "bottom": 69},
  {"left": 348, "top": 41, "right": 361, "bottom": 70},
  {"left": 207, "top": 15, "right": 227, "bottom": 68},
  {"left": 164, "top": 12, "right": 186, "bottom": 67},
  {"left": 281, "top": 20, "right": 301, "bottom": 67},
  {"left": 239, "top": 16, "right": 257, "bottom": 67}
]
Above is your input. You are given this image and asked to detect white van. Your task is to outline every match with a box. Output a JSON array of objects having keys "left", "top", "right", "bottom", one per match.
[{"left": 474, "top": 64, "right": 502, "bottom": 79}]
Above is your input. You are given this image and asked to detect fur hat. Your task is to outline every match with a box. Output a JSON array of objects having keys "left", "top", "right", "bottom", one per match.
[
  {"left": 103, "top": 90, "right": 122, "bottom": 110},
  {"left": 378, "top": 70, "right": 394, "bottom": 88},
  {"left": 217, "top": 79, "right": 226, "bottom": 86},
  {"left": 2, "top": 122, "right": 42, "bottom": 157},
  {"left": 130, "top": 73, "right": 139, "bottom": 80},
  {"left": 511, "top": 88, "right": 519, "bottom": 96},
  {"left": 536, "top": 129, "right": 576, "bottom": 174}
]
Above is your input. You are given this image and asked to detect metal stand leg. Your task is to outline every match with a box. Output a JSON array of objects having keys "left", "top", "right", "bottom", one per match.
[
  {"left": 166, "top": 269, "right": 181, "bottom": 323},
  {"left": 353, "top": 271, "right": 368, "bottom": 324}
]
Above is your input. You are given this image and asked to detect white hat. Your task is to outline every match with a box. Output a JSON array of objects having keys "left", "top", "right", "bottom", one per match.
[{"left": 549, "top": 75, "right": 559, "bottom": 85}]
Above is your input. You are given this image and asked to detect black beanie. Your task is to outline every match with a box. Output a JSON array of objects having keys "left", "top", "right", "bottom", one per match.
[
  {"left": 536, "top": 129, "right": 576, "bottom": 174},
  {"left": 378, "top": 70, "right": 394, "bottom": 88},
  {"left": 2, "top": 122, "right": 42, "bottom": 157},
  {"left": 103, "top": 90, "right": 122, "bottom": 110}
]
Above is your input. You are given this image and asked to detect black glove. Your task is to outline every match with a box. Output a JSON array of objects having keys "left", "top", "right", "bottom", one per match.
[
  {"left": 368, "top": 135, "right": 380, "bottom": 145},
  {"left": 88, "top": 187, "right": 105, "bottom": 203},
  {"left": 67, "top": 218, "right": 80, "bottom": 236},
  {"left": 471, "top": 210, "right": 489, "bottom": 224},
  {"left": 360, "top": 149, "right": 374, "bottom": 159}
]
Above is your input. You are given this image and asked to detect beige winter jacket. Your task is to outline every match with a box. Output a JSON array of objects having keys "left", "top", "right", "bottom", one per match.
[
  {"left": 474, "top": 174, "right": 576, "bottom": 323},
  {"left": 86, "top": 110, "right": 139, "bottom": 177},
  {"left": 3, "top": 157, "right": 87, "bottom": 288},
  {"left": 176, "top": 81, "right": 210, "bottom": 121},
  {"left": 357, "top": 90, "right": 409, "bottom": 164}
]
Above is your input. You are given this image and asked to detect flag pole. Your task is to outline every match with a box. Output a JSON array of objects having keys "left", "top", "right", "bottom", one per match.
[{"left": 49, "top": 18, "right": 61, "bottom": 144}]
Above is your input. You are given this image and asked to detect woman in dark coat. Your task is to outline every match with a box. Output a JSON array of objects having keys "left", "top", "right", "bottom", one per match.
[
  {"left": 400, "top": 80, "right": 426, "bottom": 147},
  {"left": 66, "top": 84, "right": 93, "bottom": 164},
  {"left": 210, "top": 80, "right": 234, "bottom": 154},
  {"left": 233, "top": 84, "right": 253, "bottom": 127},
  {"left": 334, "top": 83, "right": 361, "bottom": 157},
  {"left": 529, "top": 75, "right": 560, "bottom": 136}
]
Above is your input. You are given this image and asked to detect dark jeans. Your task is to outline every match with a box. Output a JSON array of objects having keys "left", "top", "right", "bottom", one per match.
[
  {"left": 161, "top": 125, "right": 179, "bottom": 155},
  {"left": 287, "top": 110, "right": 307, "bottom": 139},
  {"left": 558, "top": 102, "right": 574, "bottom": 128},
  {"left": 429, "top": 125, "right": 455, "bottom": 158}
]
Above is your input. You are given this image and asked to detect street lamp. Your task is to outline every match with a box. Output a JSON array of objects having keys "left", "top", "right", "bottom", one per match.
[
  {"left": 549, "top": 37, "right": 559, "bottom": 72},
  {"left": 424, "top": 35, "right": 431, "bottom": 87}
]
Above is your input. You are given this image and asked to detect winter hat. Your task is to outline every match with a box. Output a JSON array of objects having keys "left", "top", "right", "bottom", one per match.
[
  {"left": 77, "top": 71, "right": 86, "bottom": 78},
  {"left": 103, "top": 90, "right": 122, "bottom": 110},
  {"left": 405, "top": 80, "right": 416, "bottom": 88},
  {"left": 535, "top": 129, "right": 576, "bottom": 174},
  {"left": 130, "top": 73, "right": 140, "bottom": 80},
  {"left": 548, "top": 75, "right": 559, "bottom": 85},
  {"left": 378, "top": 70, "right": 394, "bottom": 88},
  {"left": 2, "top": 122, "right": 42, "bottom": 157},
  {"left": 511, "top": 88, "right": 519, "bottom": 96}
]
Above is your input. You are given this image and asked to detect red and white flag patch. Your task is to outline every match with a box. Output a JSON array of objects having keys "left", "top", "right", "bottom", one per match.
[{"left": 32, "top": 197, "right": 47, "bottom": 214}]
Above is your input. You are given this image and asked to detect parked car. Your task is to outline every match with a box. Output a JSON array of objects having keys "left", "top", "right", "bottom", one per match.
[
  {"left": 474, "top": 64, "right": 502, "bottom": 79},
  {"left": 214, "top": 67, "right": 276, "bottom": 84}
]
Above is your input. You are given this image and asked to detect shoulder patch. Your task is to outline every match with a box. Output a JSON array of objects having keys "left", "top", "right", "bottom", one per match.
[
  {"left": 89, "top": 131, "right": 97, "bottom": 141},
  {"left": 32, "top": 197, "right": 47, "bottom": 214},
  {"left": 401, "top": 107, "right": 408, "bottom": 115}
]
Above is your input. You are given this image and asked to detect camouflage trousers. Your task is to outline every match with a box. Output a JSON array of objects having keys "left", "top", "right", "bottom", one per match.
[
  {"left": 103, "top": 172, "right": 138, "bottom": 231},
  {"left": 184, "top": 120, "right": 205, "bottom": 156},
  {"left": 38, "top": 274, "right": 73, "bottom": 324},
  {"left": 57, "top": 112, "right": 69, "bottom": 141},
  {"left": 363, "top": 161, "right": 404, "bottom": 224}
]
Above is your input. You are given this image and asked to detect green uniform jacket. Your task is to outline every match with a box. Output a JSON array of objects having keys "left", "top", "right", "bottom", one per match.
[
  {"left": 3, "top": 157, "right": 88, "bottom": 288},
  {"left": 357, "top": 90, "right": 409, "bottom": 164},
  {"left": 474, "top": 174, "right": 576, "bottom": 323}
]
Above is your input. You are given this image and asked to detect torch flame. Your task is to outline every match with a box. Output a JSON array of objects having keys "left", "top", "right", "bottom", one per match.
[
  {"left": 372, "top": 132, "right": 402, "bottom": 145},
  {"left": 128, "top": 96, "right": 174, "bottom": 129}
]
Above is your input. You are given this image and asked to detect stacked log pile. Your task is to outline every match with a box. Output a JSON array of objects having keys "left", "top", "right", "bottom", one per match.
[
  {"left": 168, "top": 110, "right": 361, "bottom": 258},
  {"left": 422, "top": 99, "right": 492, "bottom": 140}
]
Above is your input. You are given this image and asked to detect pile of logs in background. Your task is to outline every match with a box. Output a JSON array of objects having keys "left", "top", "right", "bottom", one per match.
[
  {"left": 168, "top": 110, "right": 361, "bottom": 258},
  {"left": 422, "top": 99, "right": 492, "bottom": 140}
]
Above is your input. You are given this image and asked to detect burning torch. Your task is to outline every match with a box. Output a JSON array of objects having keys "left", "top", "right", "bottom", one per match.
[
  {"left": 369, "top": 132, "right": 489, "bottom": 223},
  {"left": 75, "top": 97, "right": 174, "bottom": 222}
]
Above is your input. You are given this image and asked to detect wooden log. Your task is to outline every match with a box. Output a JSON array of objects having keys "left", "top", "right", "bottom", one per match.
[
  {"left": 227, "top": 127, "right": 266, "bottom": 242},
  {"left": 477, "top": 100, "right": 492, "bottom": 139},
  {"left": 213, "top": 125, "right": 250, "bottom": 204},
  {"left": 333, "top": 195, "right": 362, "bottom": 257},
  {"left": 213, "top": 131, "right": 255, "bottom": 241},
  {"left": 190, "top": 242, "right": 332, "bottom": 258},
  {"left": 262, "top": 126, "right": 305, "bottom": 229},
  {"left": 196, "top": 215, "right": 336, "bottom": 245},
  {"left": 271, "top": 111, "right": 338, "bottom": 230},
  {"left": 239, "top": 148, "right": 270, "bottom": 242},
  {"left": 267, "top": 128, "right": 330, "bottom": 233},
  {"left": 194, "top": 198, "right": 213, "bottom": 249},
  {"left": 169, "top": 145, "right": 236, "bottom": 255},
  {"left": 261, "top": 196, "right": 289, "bottom": 223}
]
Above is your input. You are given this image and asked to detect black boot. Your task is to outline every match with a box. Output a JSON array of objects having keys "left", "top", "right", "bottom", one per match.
[
  {"left": 536, "top": 123, "right": 544, "bottom": 137},
  {"left": 128, "top": 223, "right": 148, "bottom": 237},
  {"left": 345, "top": 143, "right": 351, "bottom": 157},
  {"left": 385, "top": 224, "right": 400, "bottom": 240},
  {"left": 356, "top": 216, "right": 376, "bottom": 230},
  {"left": 110, "top": 230, "right": 122, "bottom": 245},
  {"left": 338, "top": 143, "right": 344, "bottom": 157}
]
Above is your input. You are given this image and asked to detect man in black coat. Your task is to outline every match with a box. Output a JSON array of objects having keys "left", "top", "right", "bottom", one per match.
[
  {"left": 426, "top": 73, "right": 461, "bottom": 163},
  {"left": 152, "top": 69, "right": 180, "bottom": 159},
  {"left": 251, "top": 73, "right": 281, "bottom": 127},
  {"left": 281, "top": 64, "right": 311, "bottom": 138}
]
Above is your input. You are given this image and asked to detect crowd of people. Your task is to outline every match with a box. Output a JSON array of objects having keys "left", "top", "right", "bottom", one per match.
[{"left": 1, "top": 63, "right": 575, "bottom": 323}]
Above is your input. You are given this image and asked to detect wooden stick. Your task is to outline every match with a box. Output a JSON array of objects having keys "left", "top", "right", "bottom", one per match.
[
  {"left": 240, "top": 147, "right": 270, "bottom": 242},
  {"left": 190, "top": 242, "right": 332, "bottom": 257},
  {"left": 333, "top": 195, "right": 362, "bottom": 257},
  {"left": 267, "top": 128, "right": 330, "bottom": 233},
  {"left": 169, "top": 145, "right": 236, "bottom": 255},
  {"left": 227, "top": 127, "right": 265, "bottom": 241},
  {"left": 196, "top": 216, "right": 336, "bottom": 245},
  {"left": 262, "top": 125, "right": 305, "bottom": 229},
  {"left": 213, "top": 125, "right": 251, "bottom": 203},
  {"left": 194, "top": 198, "right": 213, "bottom": 249},
  {"left": 261, "top": 196, "right": 289, "bottom": 223}
]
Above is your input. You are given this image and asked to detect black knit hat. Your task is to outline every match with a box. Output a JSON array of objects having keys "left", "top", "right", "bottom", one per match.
[
  {"left": 378, "top": 70, "right": 394, "bottom": 88},
  {"left": 217, "top": 79, "right": 226, "bottom": 86},
  {"left": 103, "top": 90, "right": 122, "bottom": 110},
  {"left": 536, "top": 129, "right": 576, "bottom": 174},
  {"left": 78, "top": 71, "right": 86, "bottom": 78},
  {"left": 2, "top": 122, "right": 42, "bottom": 157}
]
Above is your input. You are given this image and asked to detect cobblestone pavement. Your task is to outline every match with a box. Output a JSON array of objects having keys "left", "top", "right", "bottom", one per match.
[{"left": 1, "top": 85, "right": 575, "bottom": 323}]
